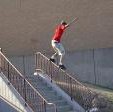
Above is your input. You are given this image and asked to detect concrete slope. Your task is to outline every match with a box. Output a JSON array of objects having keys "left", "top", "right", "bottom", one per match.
[{"left": 26, "top": 75, "right": 77, "bottom": 112}]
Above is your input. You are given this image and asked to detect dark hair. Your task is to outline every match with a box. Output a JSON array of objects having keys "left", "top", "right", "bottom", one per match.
[{"left": 61, "top": 21, "right": 67, "bottom": 25}]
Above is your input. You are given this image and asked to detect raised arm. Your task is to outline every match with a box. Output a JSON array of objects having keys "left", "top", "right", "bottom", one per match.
[{"left": 67, "top": 17, "right": 79, "bottom": 27}]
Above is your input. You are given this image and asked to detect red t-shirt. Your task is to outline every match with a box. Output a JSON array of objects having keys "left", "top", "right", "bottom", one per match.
[{"left": 52, "top": 24, "right": 67, "bottom": 42}]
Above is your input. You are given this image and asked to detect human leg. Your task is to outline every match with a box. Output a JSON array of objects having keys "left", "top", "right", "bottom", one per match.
[
  {"left": 51, "top": 52, "right": 57, "bottom": 59},
  {"left": 50, "top": 52, "right": 57, "bottom": 63},
  {"left": 50, "top": 40, "right": 59, "bottom": 63},
  {"left": 51, "top": 41, "right": 66, "bottom": 69},
  {"left": 59, "top": 54, "right": 63, "bottom": 65},
  {"left": 59, "top": 54, "right": 66, "bottom": 69},
  {"left": 57, "top": 43, "right": 66, "bottom": 69}
]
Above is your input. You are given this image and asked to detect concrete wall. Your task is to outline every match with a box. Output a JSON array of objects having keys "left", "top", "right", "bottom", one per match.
[
  {"left": 9, "top": 48, "right": 113, "bottom": 89},
  {"left": 65, "top": 48, "right": 113, "bottom": 89},
  {"left": 0, "top": 73, "right": 33, "bottom": 112},
  {"left": 0, "top": 97, "right": 19, "bottom": 112},
  {"left": 0, "top": 0, "right": 113, "bottom": 55},
  {"left": 9, "top": 55, "right": 35, "bottom": 76}
]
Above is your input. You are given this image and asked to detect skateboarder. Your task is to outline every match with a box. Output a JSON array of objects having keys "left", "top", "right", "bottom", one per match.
[{"left": 50, "top": 18, "right": 78, "bottom": 69}]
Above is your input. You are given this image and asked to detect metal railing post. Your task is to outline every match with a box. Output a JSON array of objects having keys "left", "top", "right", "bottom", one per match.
[
  {"left": 0, "top": 48, "right": 2, "bottom": 52},
  {"left": 50, "top": 63, "right": 53, "bottom": 83},
  {"left": 35, "top": 53, "right": 38, "bottom": 69},
  {"left": 44, "top": 100, "right": 46, "bottom": 112},
  {"left": 0, "top": 48, "right": 2, "bottom": 72},
  {"left": 70, "top": 77, "right": 73, "bottom": 100},
  {"left": 54, "top": 104, "right": 57, "bottom": 112},
  {"left": 23, "top": 78, "right": 27, "bottom": 106},
  {"left": 7, "top": 62, "right": 10, "bottom": 81}
]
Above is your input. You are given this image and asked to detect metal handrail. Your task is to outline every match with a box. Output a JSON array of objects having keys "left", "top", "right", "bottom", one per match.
[
  {"left": 35, "top": 52, "right": 91, "bottom": 90},
  {"left": 36, "top": 52, "right": 88, "bottom": 86},
  {"left": 0, "top": 95, "right": 24, "bottom": 112},
  {"left": 0, "top": 49, "right": 57, "bottom": 112},
  {"left": 35, "top": 52, "right": 112, "bottom": 111}
]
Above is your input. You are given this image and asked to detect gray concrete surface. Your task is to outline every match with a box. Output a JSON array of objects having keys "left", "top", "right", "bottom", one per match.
[
  {"left": 65, "top": 48, "right": 113, "bottom": 89},
  {"left": 0, "top": 73, "right": 33, "bottom": 112},
  {"left": 0, "top": 97, "right": 19, "bottom": 112},
  {"left": 0, "top": 0, "right": 113, "bottom": 55},
  {"left": 9, "top": 47, "right": 113, "bottom": 89},
  {"left": 1, "top": 0, "right": 113, "bottom": 89},
  {"left": 9, "top": 55, "right": 35, "bottom": 76}
]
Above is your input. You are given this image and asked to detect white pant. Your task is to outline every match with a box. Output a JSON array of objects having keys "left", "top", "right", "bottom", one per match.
[{"left": 51, "top": 40, "right": 65, "bottom": 56}]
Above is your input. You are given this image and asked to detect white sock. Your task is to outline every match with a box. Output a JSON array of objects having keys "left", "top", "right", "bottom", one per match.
[{"left": 59, "top": 55, "right": 63, "bottom": 65}]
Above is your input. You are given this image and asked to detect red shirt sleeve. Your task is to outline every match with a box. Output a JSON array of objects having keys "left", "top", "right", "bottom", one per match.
[{"left": 61, "top": 25, "right": 67, "bottom": 30}]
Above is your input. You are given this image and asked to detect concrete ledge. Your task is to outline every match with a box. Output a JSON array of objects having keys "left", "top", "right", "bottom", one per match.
[
  {"left": 38, "top": 72, "right": 85, "bottom": 112},
  {"left": 0, "top": 72, "right": 33, "bottom": 112},
  {"left": 0, "top": 95, "right": 24, "bottom": 112}
]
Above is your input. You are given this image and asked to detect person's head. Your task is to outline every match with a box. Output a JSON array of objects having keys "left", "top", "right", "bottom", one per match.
[{"left": 61, "top": 20, "right": 67, "bottom": 25}]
